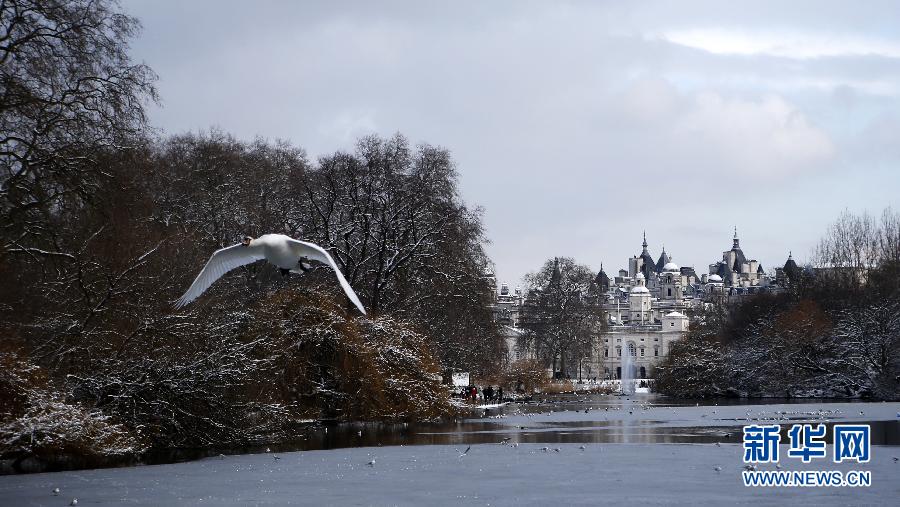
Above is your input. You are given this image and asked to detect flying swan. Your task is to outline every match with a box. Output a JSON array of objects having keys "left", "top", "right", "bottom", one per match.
[{"left": 175, "top": 234, "right": 366, "bottom": 314}]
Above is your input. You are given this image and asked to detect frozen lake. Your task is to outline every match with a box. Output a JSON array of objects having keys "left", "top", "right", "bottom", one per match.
[
  {"left": 1, "top": 397, "right": 898, "bottom": 505},
  {"left": 176, "top": 395, "right": 897, "bottom": 456}
]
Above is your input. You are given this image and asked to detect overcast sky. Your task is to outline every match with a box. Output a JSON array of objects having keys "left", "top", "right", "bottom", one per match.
[{"left": 123, "top": 0, "right": 900, "bottom": 287}]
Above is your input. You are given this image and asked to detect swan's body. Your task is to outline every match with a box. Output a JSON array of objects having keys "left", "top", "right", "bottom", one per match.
[{"left": 176, "top": 234, "right": 366, "bottom": 314}]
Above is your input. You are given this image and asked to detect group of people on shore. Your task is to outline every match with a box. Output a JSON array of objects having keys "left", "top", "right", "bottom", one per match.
[{"left": 457, "top": 385, "right": 504, "bottom": 404}]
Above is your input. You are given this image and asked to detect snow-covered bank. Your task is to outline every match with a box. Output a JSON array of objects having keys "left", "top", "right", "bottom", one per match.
[{"left": 1, "top": 442, "right": 897, "bottom": 506}]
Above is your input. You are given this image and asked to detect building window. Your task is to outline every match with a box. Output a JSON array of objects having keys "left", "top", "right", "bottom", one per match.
[
  {"left": 604, "top": 348, "right": 609, "bottom": 358},
  {"left": 640, "top": 347, "right": 644, "bottom": 357},
  {"left": 667, "top": 288, "right": 672, "bottom": 297},
  {"left": 670, "top": 322, "right": 675, "bottom": 327},
  {"left": 654, "top": 347, "right": 659, "bottom": 357},
  {"left": 616, "top": 347, "right": 621, "bottom": 357}
]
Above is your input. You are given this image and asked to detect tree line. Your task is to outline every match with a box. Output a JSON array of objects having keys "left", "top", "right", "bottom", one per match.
[
  {"left": 657, "top": 208, "right": 900, "bottom": 400},
  {"left": 0, "top": 0, "right": 501, "bottom": 470}
]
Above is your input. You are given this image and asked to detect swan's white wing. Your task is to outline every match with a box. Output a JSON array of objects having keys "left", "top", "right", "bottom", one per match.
[
  {"left": 288, "top": 239, "right": 366, "bottom": 315},
  {"left": 175, "top": 243, "right": 264, "bottom": 308}
]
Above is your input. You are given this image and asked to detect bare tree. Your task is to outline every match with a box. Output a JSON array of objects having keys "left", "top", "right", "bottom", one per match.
[
  {"left": 521, "top": 257, "right": 603, "bottom": 378},
  {"left": 297, "top": 134, "right": 500, "bottom": 370},
  {"left": 1, "top": 0, "right": 157, "bottom": 256}
]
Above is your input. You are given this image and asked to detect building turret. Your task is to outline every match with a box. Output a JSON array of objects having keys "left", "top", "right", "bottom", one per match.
[
  {"left": 629, "top": 281, "right": 652, "bottom": 324},
  {"left": 782, "top": 251, "right": 800, "bottom": 282},
  {"left": 655, "top": 245, "right": 671, "bottom": 273},
  {"left": 660, "top": 261, "right": 682, "bottom": 301},
  {"left": 595, "top": 262, "right": 610, "bottom": 291}
]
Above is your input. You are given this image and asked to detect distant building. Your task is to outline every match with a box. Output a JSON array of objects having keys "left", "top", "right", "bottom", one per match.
[
  {"left": 486, "top": 272, "right": 531, "bottom": 364},
  {"left": 707, "top": 228, "right": 770, "bottom": 289},
  {"left": 590, "top": 234, "right": 697, "bottom": 380},
  {"left": 490, "top": 229, "right": 786, "bottom": 380}
]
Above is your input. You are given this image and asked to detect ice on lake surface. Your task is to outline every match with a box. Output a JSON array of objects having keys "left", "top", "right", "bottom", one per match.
[
  {"left": 1, "top": 396, "right": 898, "bottom": 505},
  {"left": 232, "top": 395, "right": 900, "bottom": 452}
]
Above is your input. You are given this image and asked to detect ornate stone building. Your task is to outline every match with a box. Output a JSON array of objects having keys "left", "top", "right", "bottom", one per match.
[
  {"left": 706, "top": 228, "right": 769, "bottom": 288},
  {"left": 489, "top": 230, "right": 782, "bottom": 380},
  {"left": 590, "top": 234, "right": 697, "bottom": 380}
]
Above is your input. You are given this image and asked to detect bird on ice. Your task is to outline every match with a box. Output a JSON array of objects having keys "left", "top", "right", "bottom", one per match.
[
  {"left": 366, "top": 458, "right": 376, "bottom": 467},
  {"left": 175, "top": 234, "right": 366, "bottom": 314},
  {"left": 458, "top": 446, "right": 471, "bottom": 457},
  {"left": 52, "top": 488, "right": 59, "bottom": 496}
]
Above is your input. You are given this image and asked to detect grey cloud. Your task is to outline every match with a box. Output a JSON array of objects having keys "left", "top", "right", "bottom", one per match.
[{"left": 122, "top": 0, "right": 900, "bottom": 284}]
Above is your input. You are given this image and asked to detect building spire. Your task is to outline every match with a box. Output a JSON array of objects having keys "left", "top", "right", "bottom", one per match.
[
  {"left": 642, "top": 230, "right": 648, "bottom": 253},
  {"left": 732, "top": 226, "right": 740, "bottom": 249}
]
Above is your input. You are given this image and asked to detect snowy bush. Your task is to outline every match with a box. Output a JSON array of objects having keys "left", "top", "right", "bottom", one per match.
[
  {"left": 497, "top": 359, "right": 551, "bottom": 394},
  {"left": 1, "top": 393, "right": 143, "bottom": 460},
  {"left": 249, "top": 288, "right": 453, "bottom": 421},
  {"left": 0, "top": 351, "right": 142, "bottom": 467}
]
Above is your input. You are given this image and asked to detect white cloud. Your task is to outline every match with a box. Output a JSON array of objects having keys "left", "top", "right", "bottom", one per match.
[
  {"left": 660, "top": 28, "right": 900, "bottom": 59},
  {"left": 316, "top": 109, "right": 379, "bottom": 146},
  {"left": 678, "top": 92, "right": 835, "bottom": 175},
  {"left": 611, "top": 78, "right": 835, "bottom": 178}
]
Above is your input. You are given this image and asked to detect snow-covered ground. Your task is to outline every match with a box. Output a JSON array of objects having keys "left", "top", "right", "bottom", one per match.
[{"left": 1, "top": 400, "right": 898, "bottom": 505}]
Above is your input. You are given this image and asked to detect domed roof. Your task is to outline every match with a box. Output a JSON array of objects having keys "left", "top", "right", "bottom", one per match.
[
  {"left": 663, "top": 262, "right": 679, "bottom": 272},
  {"left": 708, "top": 274, "right": 723, "bottom": 282},
  {"left": 635, "top": 272, "right": 645, "bottom": 280},
  {"left": 630, "top": 285, "right": 650, "bottom": 294}
]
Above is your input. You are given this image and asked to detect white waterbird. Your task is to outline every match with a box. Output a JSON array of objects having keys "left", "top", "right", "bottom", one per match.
[{"left": 175, "top": 234, "right": 366, "bottom": 314}]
